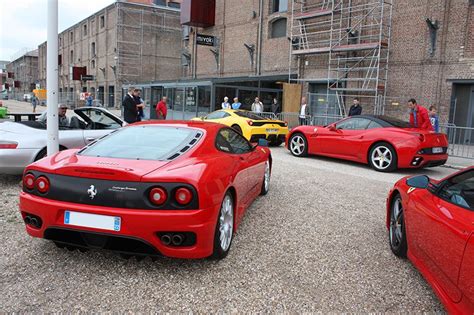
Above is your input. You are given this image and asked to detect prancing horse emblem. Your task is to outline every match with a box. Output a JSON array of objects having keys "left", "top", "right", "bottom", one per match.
[{"left": 87, "top": 185, "right": 97, "bottom": 199}]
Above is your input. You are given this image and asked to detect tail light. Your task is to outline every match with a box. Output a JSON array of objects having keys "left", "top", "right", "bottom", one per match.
[
  {"left": 247, "top": 120, "right": 253, "bottom": 126},
  {"left": 0, "top": 141, "right": 18, "bottom": 149},
  {"left": 175, "top": 187, "right": 193, "bottom": 205},
  {"left": 35, "top": 176, "right": 50, "bottom": 194},
  {"left": 284, "top": 121, "right": 288, "bottom": 127},
  {"left": 24, "top": 173, "right": 36, "bottom": 190},
  {"left": 149, "top": 187, "right": 167, "bottom": 206}
]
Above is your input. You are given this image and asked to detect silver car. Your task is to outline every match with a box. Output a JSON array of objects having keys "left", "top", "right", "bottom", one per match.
[{"left": 0, "top": 107, "right": 125, "bottom": 175}]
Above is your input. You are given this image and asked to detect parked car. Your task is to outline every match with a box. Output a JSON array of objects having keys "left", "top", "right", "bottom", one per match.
[
  {"left": 0, "top": 107, "right": 124, "bottom": 175},
  {"left": 194, "top": 109, "right": 288, "bottom": 146},
  {"left": 286, "top": 115, "right": 449, "bottom": 172},
  {"left": 386, "top": 167, "right": 474, "bottom": 313},
  {"left": 19, "top": 121, "right": 272, "bottom": 259}
]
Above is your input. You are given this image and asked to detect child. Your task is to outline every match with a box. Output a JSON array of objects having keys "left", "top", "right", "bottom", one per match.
[{"left": 429, "top": 105, "right": 440, "bottom": 133}]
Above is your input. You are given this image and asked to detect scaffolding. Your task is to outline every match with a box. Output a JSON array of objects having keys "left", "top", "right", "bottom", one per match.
[{"left": 289, "top": 0, "right": 393, "bottom": 116}]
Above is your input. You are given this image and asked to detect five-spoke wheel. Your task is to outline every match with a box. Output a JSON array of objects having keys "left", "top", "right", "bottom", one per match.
[
  {"left": 289, "top": 133, "right": 308, "bottom": 157},
  {"left": 212, "top": 192, "right": 234, "bottom": 259},
  {"left": 389, "top": 194, "right": 407, "bottom": 257},
  {"left": 369, "top": 143, "right": 397, "bottom": 172}
]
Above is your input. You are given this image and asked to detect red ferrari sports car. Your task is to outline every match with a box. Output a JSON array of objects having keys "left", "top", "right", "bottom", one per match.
[
  {"left": 386, "top": 167, "right": 474, "bottom": 313},
  {"left": 19, "top": 121, "right": 272, "bottom": 260},
  {"left": 286, "top": 115, "right": 448, "bottom": 172}
]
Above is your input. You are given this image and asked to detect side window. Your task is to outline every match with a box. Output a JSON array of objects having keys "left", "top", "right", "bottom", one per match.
[
  {"left": 336, "top": 118, "right": 371, "bottom": 130},
  {"left": 438, "top": 170, "right": 474, "bottom": 210},
  {"left": 367, "top": 121, "right": 383, "bottom": 129},
  {"left": 217, "top": 128, "right": 252, "bottom": 154},
  {"left": 206, "top": 111, "right": 226, "bottom": 120},
  {"left": 85, "top": 109, "right": 121, "bottom": 129}
]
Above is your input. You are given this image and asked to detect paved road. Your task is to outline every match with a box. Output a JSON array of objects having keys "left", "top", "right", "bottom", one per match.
[{"left": 0, "top": 147, "right": 454, "bottom": 312}]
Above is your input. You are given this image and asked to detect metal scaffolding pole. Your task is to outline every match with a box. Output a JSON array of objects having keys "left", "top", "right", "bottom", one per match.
[{"left": 47, "top": 0, "right": 59, "bottom": 155}]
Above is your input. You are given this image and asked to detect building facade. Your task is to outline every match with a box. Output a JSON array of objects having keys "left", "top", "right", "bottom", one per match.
[
  {"left": 5, "top": 50, "right": 39, "bottom": 100},
  {"left": 38, "top": 0, "right": 182, "bottom": 108}
]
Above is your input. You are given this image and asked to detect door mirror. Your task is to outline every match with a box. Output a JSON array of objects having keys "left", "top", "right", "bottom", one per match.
[
  {"left": 328, "top": 124, "right": 337, "bottom": 131},
  {"left": 406, "top": 175, "right": 430, "bottom": 189}
]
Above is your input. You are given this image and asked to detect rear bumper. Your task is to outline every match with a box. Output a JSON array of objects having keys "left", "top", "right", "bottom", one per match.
[
  {"left": 0, "top": 148, "right": 38, "bottom": 175},
  {"left": 403, "top": 154, "right": 448, "bottom": 168},
  {"left": 249, "top": 134, "right": 286, "bottom": 144},
  {"left": 19, "top": 192, "right": 218, "bottom": 259}
]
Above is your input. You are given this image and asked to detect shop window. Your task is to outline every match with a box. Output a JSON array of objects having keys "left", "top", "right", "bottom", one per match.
[
  {"left": 270, "top": 18, "right": 287, "bottom": 38},
  {"left": 272, "top": 0, "right": 288, "bottom": 13}
]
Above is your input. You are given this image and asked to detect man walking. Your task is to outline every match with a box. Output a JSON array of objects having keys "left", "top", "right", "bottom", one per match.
[
  {"left": 299, "top": 96, "right": 310, "bottom": 125},
  {"left": 122, "top": 87, "right": 139, "bottom": 124},
  {"left": 251, "top": 97, "right": 263, "bottom": 113},
  {"left": 408, "top": 99, "right": 433, "bottom": 130},
  {"left": 156, "top": 96, "right": 168, "bottom": 120},
  {"left": 348, "top": 98, "right": 362, "bottom": 116}
]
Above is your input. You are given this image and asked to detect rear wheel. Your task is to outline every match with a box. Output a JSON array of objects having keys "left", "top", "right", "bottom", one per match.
[
  {"left": 232, "top": 124, "right": 242, "bottom": 135},
  {"left": 289, "top": 133, "right": 308, "bottom": 157},
  {"left": 34, "top": 148, "right": 47, "bottom": 161},
  {"left": 211, "top": 192, "right": 234, "bottom": 260},
  {"left": 369, "top": 142, "right": 397, "bottom": 172},
  {"left": 389, "top": 194, "right": 407, "bottom": 258},
  {"left": 260, "top": 160, "right": 271, "bottom": 195}
]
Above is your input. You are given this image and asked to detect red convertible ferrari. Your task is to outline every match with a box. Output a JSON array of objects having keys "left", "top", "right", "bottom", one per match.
[
  {"left": 286, "top": 115, "right": 448, "bottom": 172},
  {"left": 387, "top": 167, "right": 474, "bottom": 313},
  {"left": 19, "top": 121, "right": 272, "bottom": 260}
]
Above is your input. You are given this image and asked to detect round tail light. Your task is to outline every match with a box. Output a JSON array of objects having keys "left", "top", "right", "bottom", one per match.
[
  {"left": 247, "top": 120, "right": 253, "bottom": 126},
  {"left": 24, "top": 173, "right": 36, "bottom": 190},
  {"left": 149, "top": 187, "right": 167, "bottom": 206},
  {"left": 35, "top": 176, "right": 50, "bottom": 194},
  {"left": 175, "top": 187, "right": 193, "bottom": 205}
]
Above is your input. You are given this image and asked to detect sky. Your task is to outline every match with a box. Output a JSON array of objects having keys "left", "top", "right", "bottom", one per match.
[{"left": 0, "top": 0, "right": 115, "bottom": 61}]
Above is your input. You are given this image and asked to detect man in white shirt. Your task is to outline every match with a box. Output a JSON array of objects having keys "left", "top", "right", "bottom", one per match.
[
  {"left": 251, "top": 97, "right": 263, "bottom": 113},
  {"left": 299, "top": 96, "right": 310, "bottom": 125}
]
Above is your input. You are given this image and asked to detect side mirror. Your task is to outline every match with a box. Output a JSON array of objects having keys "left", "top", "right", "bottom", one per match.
[
  {"left": 406, "top": 175, "right": 430, "bottom": 189},
  {"left": 257, "top": 138, "right": 269, "bottom": 147},
  {"left": 328, "top": 124, "right": 337, "bottom": 131}
]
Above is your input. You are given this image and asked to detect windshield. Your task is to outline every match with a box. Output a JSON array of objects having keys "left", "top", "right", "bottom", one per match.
[
  {"left": 379, "top": 116, "right": 412, "bottom": 128},
  {"left": 234, "top": 111, "right": 268, "bottom": 120},
  {"left": 79, "top": 126, "right": 201, "bottom": 160}
]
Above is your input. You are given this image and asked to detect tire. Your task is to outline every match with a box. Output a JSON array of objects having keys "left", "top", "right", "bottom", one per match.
[
  {"left": 389, "top": 194, "right": 408, "bottom": 258},
  {"left": 232, "top": 124, "right": 243, "bottom": 135},
  {"left": 289, "top": 133, "right": 308, "bottom": 157},
  {"left": 260, "top": 160, "right": 271, "bottom": 195},
  {"left": 211, "top": 192, "right": 234, "bottom": 260},
  {"left": 368, "top": 142, "right": 397, "bottom": 172}
]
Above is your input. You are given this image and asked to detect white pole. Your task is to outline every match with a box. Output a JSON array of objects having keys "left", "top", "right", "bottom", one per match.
[{"left": 46, "top": 0, "right": 59, "bottom": 156}]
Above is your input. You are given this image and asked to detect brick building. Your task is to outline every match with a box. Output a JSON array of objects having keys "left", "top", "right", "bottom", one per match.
[
  {"left": 38, "top": 0, "right": 182, "bottom": 108},
  {"left": 0, "top": 60, "right": 8, "bottom": 94},
  {"left": 134, "top": 0, "right": 474, "bottom": 127},
  {"left": 5, "top": 50, "right": 39, "bottom": 100}
]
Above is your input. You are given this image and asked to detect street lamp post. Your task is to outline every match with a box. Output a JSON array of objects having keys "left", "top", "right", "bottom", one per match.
[{"left": 46, "top": 0, "right": 59, "bottom": 155}]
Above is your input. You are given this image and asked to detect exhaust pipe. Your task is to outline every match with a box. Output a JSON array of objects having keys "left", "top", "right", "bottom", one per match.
[
  {"left": 160, "top": 234, "right": 171, "bottom": 246},
  {"left": 24, "top": 216, "right": 32, "bottom": 225},
  {"left": 171, "top": 234, "right": 184, "bottom": 246},
  {"left": 30, "top": 217, "right": 39, "bottom": 228}
]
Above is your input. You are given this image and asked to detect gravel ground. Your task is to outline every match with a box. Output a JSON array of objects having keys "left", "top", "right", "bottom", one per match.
[{"left": 0, "top": 147, "right": 454, "bottom": 312}]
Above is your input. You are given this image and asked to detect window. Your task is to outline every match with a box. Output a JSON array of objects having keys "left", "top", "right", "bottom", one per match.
[
  {"left": 70, "top": 50, "right": 74, "bottom": 63},
  {"left": 367, "top": 121, "right": 383, "bottom": 129},
  {"left": 336, "top": 117, "right": 371, "bottom": 130},
  {"left": 272, "top": 0, "right": 288, "bottom": 13},
  {"left": 100, "top": 16, "right": 105, "bottom": 28},
  {"left": 168, "top": 1, "right": 181, "bottom": 8},
  {"left": 91, "top": 42, "right": 96, "bottom": 56},
  {"left": 234, "top": 111, "right": 265, "bottom": 120},
  {"left": 270, "top": 18, "right": 287, "bottom": 39},
  {"left": 83, "top": 24, "right": 87, "bottom": 36},
  {"left": 206, "top": 111, "right": 230, "bottom": 120},
  {"left": 91, "top": 60, "right": 95, "bottom": 69},
  {"left": 70, "top": 31, "right": 73, "bottom": 43},
  {"left": 437, "top": 170, "right": 474, "bottom": 210},
  {"left": 216, "top": 128, "right": 252, "bottom": 154}
]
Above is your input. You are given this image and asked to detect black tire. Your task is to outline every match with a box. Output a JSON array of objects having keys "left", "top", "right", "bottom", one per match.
[
  {"left": 260, "top": 160, "right": 271, "bottom": 195},
  {"left": 368, "top": 142, "right": 397, "bottom": 172},
  {"left": 270, "top": 140, "right": 283, "bottom": 147},
  {"left": 232, "top": 124, "right": 243, "bottom": 135},
  {"left": 389, "top": 194, "right": 408, "bottom": 258},
  {"left": 288, "top": 133, "right": 308, "bottom": 157},
  {"left": 211, "top": 191, "right": 234, "bottom": 260}
]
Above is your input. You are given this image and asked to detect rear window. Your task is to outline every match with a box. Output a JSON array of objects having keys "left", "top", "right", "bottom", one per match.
[
  {"left": 79, "top": 126, "right": 202, "bottom": 160},
  {"left": 234, "top": 111, "right": 267, "bottom": 120},
  {"left": 379, "top": 116, "right": 412, "bottom": 128}
]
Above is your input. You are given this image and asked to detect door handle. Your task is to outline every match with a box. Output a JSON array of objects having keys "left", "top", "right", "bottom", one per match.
[{"left": 86, "top": 137, "right": 96, "bottom": 142}]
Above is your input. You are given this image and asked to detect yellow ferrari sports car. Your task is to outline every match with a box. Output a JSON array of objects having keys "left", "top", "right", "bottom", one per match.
[{"left": 194, "top": 109, "right": 289, "bottom": 146}]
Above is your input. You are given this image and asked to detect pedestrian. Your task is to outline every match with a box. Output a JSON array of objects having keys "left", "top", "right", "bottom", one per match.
[
  {"left": 155, "top": 96, "right": 168, "bottom": 120},
  {"left": 31, "top": 94, "right": 38, "bottom": 113},
  {"left": 271, "top": 97, "right": 280, "bottom": 114},
  {"left": 231, "top": 97, "right": 241, "bottom": 110},
  {"left": 251, "top": 97, "right": 263, "bottom": 113},
  {"left": 429, "top": 105, "right": 440, "bottom": 133},
  {"left": 221, "top": 96, "right": 231, "bottom": 109},
  {"left": 86, "top": 93, "right": 93, "bottom": 106},
  {"left": 133, "top": 89, "right": 145, "bottom": 121},
  {"left": 348, "top": 98, "right": 362, "bottom": 116},
  {"left": 408, "top": 98, "right": 433, "bottom": 131},
  {"left": 122, "top": 87, "right": 139, "bottom": 124},
  {"left": 299, "top": 96, "right": 310, "bottom": 125}
]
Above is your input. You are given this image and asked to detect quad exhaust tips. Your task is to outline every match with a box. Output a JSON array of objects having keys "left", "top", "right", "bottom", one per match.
[
  {"left": 160, "top": 234, "right": 172, "bottom": 246},
  {"left": 171, "top": 234, "right": 184, "bottom": 246},
  {"left": 24, "top": 214, "right": 42, "bottom": 229}
]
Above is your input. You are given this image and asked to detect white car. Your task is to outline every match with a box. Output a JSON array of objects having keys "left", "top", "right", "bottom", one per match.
[{"left": 0, "top": 107, "right": 125, "bottom": 175}]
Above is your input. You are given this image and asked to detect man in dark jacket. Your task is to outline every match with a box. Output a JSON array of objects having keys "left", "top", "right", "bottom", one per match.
[
  {"left": 408, "top": 98, "right": 433, "bottom": 131},
  {"left": 348, "top": 98, "right": 362, "bottom": 116},
  {"left": 123, "top": 87, "right": 138, "bottom": 124}
]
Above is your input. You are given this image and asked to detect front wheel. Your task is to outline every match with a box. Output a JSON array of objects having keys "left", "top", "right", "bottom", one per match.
[
  {"left": 211, "top": 192, "right": 234, "bottom": 260},
  {"left": 369, "top": 143, "right": 397, "bottom": 172},
  {"left": 389, "top": 194, "right": 408, "bottom": 258},
  {"left": 260, "top": 160, "right": 271, "bottom": 195},
  {"left": 289, "top": 133, "right": 308, "bottom": 157}
]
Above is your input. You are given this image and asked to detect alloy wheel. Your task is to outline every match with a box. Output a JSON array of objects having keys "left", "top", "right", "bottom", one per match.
[
  {"left": 219, "top": 194, "right": 234, "bottom": 251},
  {"left": 290, "top": 135, "right": 305, "bottom": 156},
  {"left": 371, "top": 146, "right": 393, "bottom": 170}
]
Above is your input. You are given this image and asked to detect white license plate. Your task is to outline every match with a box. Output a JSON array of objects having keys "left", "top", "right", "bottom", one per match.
[
  {"left": 64, "top": 211, "right": 121, "bottom": 231},
  {"left": 432, "top": 147, "right": 443, "bottom": 154},
  {"left": 266, "top": 128, "right": 279, "bottom": 133}
]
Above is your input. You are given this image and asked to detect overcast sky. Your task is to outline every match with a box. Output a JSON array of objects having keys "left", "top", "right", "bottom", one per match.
[{"left": 0, "top": 0, "right": 115, "bottom": 61}]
